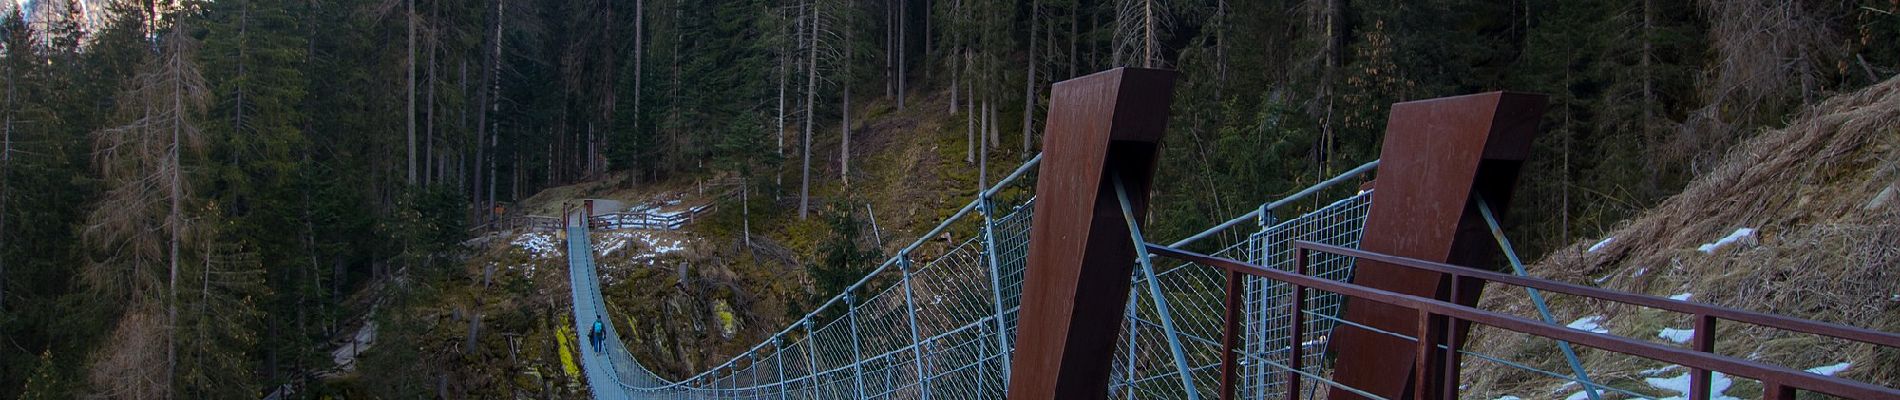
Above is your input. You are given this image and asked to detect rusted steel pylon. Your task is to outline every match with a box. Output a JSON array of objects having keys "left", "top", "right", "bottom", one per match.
[
  {"left": 1007, "top": 67, "right": 1177, "bottom": 399},
  {"left": 1328, "top": 92, "right": 1547, "bottom": 400}
]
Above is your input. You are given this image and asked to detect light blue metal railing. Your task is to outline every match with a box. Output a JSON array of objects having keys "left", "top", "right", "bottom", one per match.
[{"left": 561, "top": 154, "right": 1626, "bottom": 399}]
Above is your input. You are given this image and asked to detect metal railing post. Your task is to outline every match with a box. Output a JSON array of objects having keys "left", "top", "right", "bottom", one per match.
[
  {"left": 846, "top": 293, "right": 867, "bottom": 399},
  {"left": 1219, "top": 268, "right": 1242, "bottom": 400},
  {"left": 774, "top": 338, "right": 787, "bottom": 400},
  {"left": 1288, "top": 247, "right": 1310, "bottom": 400},
  {"left": 1691, "top": 315, "right": 1717, "bottom": 400},
  {"left": 803, "top": 321, "right": 818, "bottom": 397},
  {"left": 1115, "top": 173, "right": 1202, "bottom": 399},
  {"left": 1476, "top": 196, "right": 1603, "bottom": 400},
  {"left": 978, "top": 194, "right": 1014, "bottom": 379},
  {"left": 899, "top": 255, "right": 932, "bottom": 399}
]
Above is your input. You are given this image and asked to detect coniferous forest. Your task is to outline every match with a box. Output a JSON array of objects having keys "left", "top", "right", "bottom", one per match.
[{"left": 1, "top": 0, "right": 1895, "bottom": 398}]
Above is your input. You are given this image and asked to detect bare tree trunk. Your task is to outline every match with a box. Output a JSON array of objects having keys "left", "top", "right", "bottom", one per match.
[
  {"left": 985, "top": 95, "right": 998, "bottom": 150},
  {"left": 742, "top": 181, "right": 751, "bottom": 247},
  {"left": 915, "top": 0, "right": 923, "bottom": 63},
  {"left": 885, "top": 1, "right": 894, "bottom": 99},
  {"left": 474, "top": 0, "right": 496, "bottom": 223},
  {"left": 1021, "top": 0, "right": 1037, "bottom": 155},
  {"left": 635, "top": 0, "right": 644, "bottom": 173},
  {"left": 487, "top": 0, "right": 504, "bottom": 224},
  {"left": 842, "top": 38, "right": 851, "bottom": 186},
  {"left": 1641, "top": 0, "right": 1656, "bottom": 190},
  {"left": 1, "top": 46, "right": 11, "bottom": 312},
  {"left": 776, "top": 0, "right": 787, "bottom": 189},
  {"left": 168, "top": 50, "right": 187, "bottom": 398},
  {"left": 426, "top": 1, "right": 439, "bottom": 186},
  {"left": 1143, "top": 0, "right": 1154, "bottom": 68},
  {"left": 896, "top": 0, "right": 906, "bottom": 110},
  {"left": 800, "top": 0, "right": 819, "bottom": 220},
  {"left": 1069, "top": 3, "right": 1076, "bottom": 78},
  {"left": 406, "top": 0, "right": 417, "bottom": 186},
  {"left": 978, "top": 94, "right": 987, "bottom": 193},
  {"left": 964, "top": 62, "right": 974, "bottom": 164},
  {"left": 1215, "top": 0, "right": 1226, "bottom": 83}
]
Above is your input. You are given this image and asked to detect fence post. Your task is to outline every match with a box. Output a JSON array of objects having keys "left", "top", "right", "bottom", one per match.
[
  {"left": 846, "top": 292, "right": 867, "bottom": 400},
  {"left": 803, "top": 320, "right": 818, "bottom": 398},
  {"left": 774, "top": 338, "right": 787, "bottom": 400},
  {"left": 978, "top": 194, "right": 1014, "bottom": 380},
  {"left": 1328, "top": 91, "right": 1547, "bottom": 400},
  {"left": 1691, "top": 315, "right": 1717, "bottom": 400},
  {"left": 1007, "top": 67, "right": 1177, "bottom": 400},
  {"left": 898, "top": 255, "right": 932, "bottom": 399}
]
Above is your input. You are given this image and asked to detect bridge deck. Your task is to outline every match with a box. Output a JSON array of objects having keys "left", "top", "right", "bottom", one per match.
[{"left": 564, "top": 212, "right": 666, "bottom": 399}]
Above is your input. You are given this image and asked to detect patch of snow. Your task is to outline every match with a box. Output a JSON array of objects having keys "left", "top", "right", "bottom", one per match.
[
  {"left": 1494, "top": 396, "right": 1524, "bottom": 400},
  {"left": 1658, "top": 328, "right": 1695, "bottom": 344},
  {"left": 1646, "top": 371, "right": 1738, "bottom": 400},
  {"left": 510, "top": 232, "right": 561, "bottom": 259},
  {"left": 1631, "top": 267, "right": 1648, "bottom": 277},
  {"left": 1641, "top": 364, "right": 1683, "bottom": 375},
  {"left": 1806, "top": 362, "right": 1851, "bottom": 376},
  {"left": 597, "top": 232, "right": 635, "bottom": 257},
  {"left": 1697, "top": 228, "right": 1756, "bottom": 254},
  {"left": 1564, "top": 390, "right": 1591, "bottom": 400},
  {"left": 1588, "top": 237, "right": 1615, "bottom": 253},
  {"left": 1668, "top": 293, "right": 1693, "bottom": 301},
  {"left": 1566, "top": 316, "right": 1610, "bottom": 334},
  {"left": 1593, "top": 274, "right": 1613, "bottom": 284}
]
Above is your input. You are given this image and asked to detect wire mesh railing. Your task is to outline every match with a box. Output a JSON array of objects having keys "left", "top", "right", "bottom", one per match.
[{"left": 567, "top": 156, "right": 1400, "bottom": 399}]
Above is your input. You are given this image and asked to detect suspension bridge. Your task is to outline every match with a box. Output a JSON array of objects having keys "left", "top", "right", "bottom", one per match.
[{"left": 560, "top": 68, "right": 1900, "bottom": 400}]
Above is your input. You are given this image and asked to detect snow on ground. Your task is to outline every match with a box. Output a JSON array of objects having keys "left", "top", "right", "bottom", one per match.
[
  {"left": 597, "top": 231, "right": 635, "bottom": 257},
  {"left": 1588, "top": 237, "right": 1615, "bottom": 253},
  {"left": 1646, "top": 371, "right": 1739, "bottom": 400},
  {"left": 1658, "top": 327, "right": 1695, "bottom": 344},
  {"left": 1697, "top": 227, "right": 1756, "bottom": 254},
  {"left": 1641, "top": 364, "right": 1683, "bottom": 375},
  {"left": 511, "top": 232, "right": 562, "bottom": 259},
  {"left": 1668, "top": 293, "right": 1693, "bottom": 301},
  {"left": 1563, "top": 390, "right": 1591, "bottom": 400},
  {"left": 1493, "top": 396, "right": 1524, "bottom": 400},
  {"left": 595, "top": 230, "right": 690, "bottom": 265},
  {"left": 1806, "top": 362, "right": 1851, "bottom": 376},
  {"left": 1566, "top": 316, "right": 1610, "bottom": 334}
]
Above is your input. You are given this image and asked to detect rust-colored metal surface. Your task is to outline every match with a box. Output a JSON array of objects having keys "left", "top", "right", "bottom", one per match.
[
  {"left": 1006, "top": 67, "right": 1176, "bottom": 400},
  {"left": 1326, "top": 92, "right": 1547, "bottom": 400}
]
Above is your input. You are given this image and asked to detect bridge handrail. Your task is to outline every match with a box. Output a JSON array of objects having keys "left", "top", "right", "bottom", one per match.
[
  {"left": 1302, "top": 242, "right": 1900, "bottom": 349},
  {"left": 1139, "top": 241, "right": 1900, "bottom": 400},
  {"left": 620, "top": 153, "right": 1045, "bottom": 392},
  {"left": 1169, "top": 159, "right": 1379, "bottom": 248}
]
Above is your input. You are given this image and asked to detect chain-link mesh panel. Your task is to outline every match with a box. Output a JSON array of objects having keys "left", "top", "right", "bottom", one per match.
[
  {"left": 576, "top": 162, "right": 1391, "bottom": 400},
  {"left": 1107, "top": 190, "right": 1373, "bottom": 400}
]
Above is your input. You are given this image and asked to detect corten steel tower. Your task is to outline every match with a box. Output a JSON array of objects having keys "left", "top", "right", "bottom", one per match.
[
  {"left": 1006, "top": 67, "right": 1177, "bottom": 399},
  {"left": 1327, "top": 92, "right": 1547, "bottom": 400}
]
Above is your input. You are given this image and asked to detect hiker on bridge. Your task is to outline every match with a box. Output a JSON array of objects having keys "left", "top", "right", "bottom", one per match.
[{"left": 590, "top": 316, "right": 606, "bottom": 353}]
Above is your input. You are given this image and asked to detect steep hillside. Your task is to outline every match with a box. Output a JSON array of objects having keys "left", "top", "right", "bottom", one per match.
[
  {"left": 462, "top": 85, "right": 1026, "bottom": 384},
  {"left": 1465, "top": 78, "right": 1900, "bottom": 399}
]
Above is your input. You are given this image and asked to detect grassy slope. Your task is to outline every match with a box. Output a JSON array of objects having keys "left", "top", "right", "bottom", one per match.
[{"left": 1463, "top": 78, "right": 1900, "bottom": 399}]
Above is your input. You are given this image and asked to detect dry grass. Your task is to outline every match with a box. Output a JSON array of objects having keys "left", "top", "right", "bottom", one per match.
[{"left": 1463, "top": 77, "right": 1900, "bottom": 399}]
